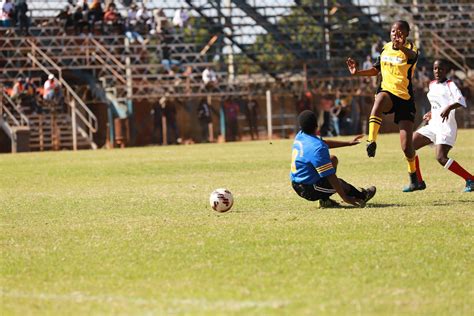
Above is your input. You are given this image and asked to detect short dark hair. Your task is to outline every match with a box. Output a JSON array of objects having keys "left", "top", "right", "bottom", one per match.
[
  {"left": 395, "top": 20, "right": 410, "bottom": 34},
  {"left": 434, "top": 59, "right": 451, "bottom": 70},
  {"left": 298, "top": 110, "right": 317, "bottom": 134}
]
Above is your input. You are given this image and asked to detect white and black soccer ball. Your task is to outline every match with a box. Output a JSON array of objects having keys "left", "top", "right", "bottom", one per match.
[{"left": 209, "top": 188, "right": 234, "bottom": 213}]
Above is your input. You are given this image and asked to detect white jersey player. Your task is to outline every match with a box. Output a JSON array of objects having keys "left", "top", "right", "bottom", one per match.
[{"left": 406, "top": 59, "right": 473, "bottom": 192}]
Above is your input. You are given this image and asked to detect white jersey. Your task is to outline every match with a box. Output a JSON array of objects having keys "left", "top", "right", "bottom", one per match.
[{"left": 417, "top": 80, "right": 467, "bottom": 146}]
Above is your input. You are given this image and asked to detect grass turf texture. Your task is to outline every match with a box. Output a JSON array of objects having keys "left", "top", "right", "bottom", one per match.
[{"left": 1, "top": 131, "right": 473, "bottom": 315}]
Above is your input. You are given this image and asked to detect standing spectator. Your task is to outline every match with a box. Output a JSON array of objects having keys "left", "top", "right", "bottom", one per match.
[
  {"left": 151, "top": 8, "right": 168, "bottom": 35},
  {"left": 43, "top": 74, "right": 64, "bottom": 111},
  {"left": 371, "top": 39, "right": 383, "bottom": 60},
  {"left": 224, "top": 97, "right": 239, "bottom": 141},
  {"left": 56, "top": 5, "right": 74, "bottom": 35},
  {"left": 362, "top": 55, "right": 372, "bottom": 70},
  {"left": 197, "top": 98, "right": 212, "bottom": 143},
  {"left": 244, "top": 97, "right": 259, "bottom": 140},
  {"left": 164, "top": 101, "right": 181, "bottom": 144},
  {"left": 73, "top": 5, "right": 87, "bottom": 35},
  {"left": 11, "top": 76, "right": 25, "bottom": 100},
  {"left": 329, "top": 91, "right": 342, "bottom": 136},
  {"left": 15, "top": 0, "right": 28, "bottom": 36}
]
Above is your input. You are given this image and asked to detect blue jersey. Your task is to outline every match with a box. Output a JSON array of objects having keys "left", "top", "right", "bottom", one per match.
[{"left": 290, "top": 131, "right": 335, "bottom": 184}]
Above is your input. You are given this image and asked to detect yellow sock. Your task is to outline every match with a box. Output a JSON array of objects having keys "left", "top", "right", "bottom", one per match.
[
  {"left": 368, "top": 116, "right": 382, "bottom": 142},
  {"left": 406, "top": 156, "right": 416, "bottom": 173}
]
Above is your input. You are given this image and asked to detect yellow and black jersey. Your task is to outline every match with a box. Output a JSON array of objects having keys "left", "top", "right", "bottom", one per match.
[{"left": 373, "top": 41, "right": 418, "bottom": 100}]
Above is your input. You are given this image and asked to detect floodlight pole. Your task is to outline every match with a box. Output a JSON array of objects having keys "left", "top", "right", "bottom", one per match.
[{"left": 266, "top": 90, "right": 272, "bottom": 140}]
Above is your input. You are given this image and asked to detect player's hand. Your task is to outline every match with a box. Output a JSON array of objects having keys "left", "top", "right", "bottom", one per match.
[
  {"left": 346, "top": 58, "right": 358, "bottom": 75},
  {"left": 440, "top": 108, "right": 451, "bottom": 122},
  {"left": 392, "top": 29, "right": 405, "bottom": 49},
  {"left": 423, "top": 111, "right": 432, "bottom": 121},
  {"left": 349, "top": 134, "right": 364, "bottom": 145},
  {"left": 342, "top": 195, "right": 364, "bottom": 207}
]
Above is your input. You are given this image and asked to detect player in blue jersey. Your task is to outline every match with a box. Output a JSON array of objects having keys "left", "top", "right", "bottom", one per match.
[{"left": 290, "top": 110, "right": 376, "bottom": 208}]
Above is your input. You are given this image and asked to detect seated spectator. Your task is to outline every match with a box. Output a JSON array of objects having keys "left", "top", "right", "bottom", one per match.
[
  {"left": 11, "top": 76, "right": 25, "bottom": 100},
  {"left": 202, "top": 66, "right": 218, "bottom": 90},
  {"left": 43, "top": 74, "right": 64, "bottom": 111},
  {"left": 24, "top": 77, "right": 42, "bottom": 114},
  {"left": 56, "top": 5, "right": 74, "bottom": 35},
  {"left": 1, "top": 0, "right": 14, "bottom": 30},
  {"left": 136, "top": 3, "right": 152, "bottom": 34},
  {"left": 172, "top": 7, "right": 188, "bottom": 29},
  {"left": 103, "top": 3, "right": 122, "bottom": 34},
  {"left": 125, "top": 3, "right": 146, "bottom": 44},
  {"left": 88, "top": 0, "right": 103, "bottom": 34}
]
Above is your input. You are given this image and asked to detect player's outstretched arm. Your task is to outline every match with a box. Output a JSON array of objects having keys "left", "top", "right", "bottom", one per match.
[
  {"left": 346, "top": 58, "right": 379, "bottom": 77},
  {"left": 325, "top": 135, "right": 363, "bottom": 148},
  {"left": 440, "top": 103, "right": 462, "bottom": 122},
  {"left": 326, "top": 174, "right": 362, "bottom": 207}
]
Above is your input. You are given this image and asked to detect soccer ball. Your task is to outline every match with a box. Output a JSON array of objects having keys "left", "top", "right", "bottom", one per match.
[{"left": 209, "top": 188, "right": 234, "bottom": 212}]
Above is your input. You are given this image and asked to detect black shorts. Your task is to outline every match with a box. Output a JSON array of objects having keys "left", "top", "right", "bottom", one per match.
[
  {"left": 292, "top": 178, "right": 336, "bottom": 201},
  {"left": 377, "top": 89, "right": 416, "bottom": 124}
]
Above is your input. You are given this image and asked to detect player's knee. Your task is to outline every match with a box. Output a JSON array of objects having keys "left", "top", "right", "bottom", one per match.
[{"left": 436, "top": 155, "right": 448, "bottom": 166}]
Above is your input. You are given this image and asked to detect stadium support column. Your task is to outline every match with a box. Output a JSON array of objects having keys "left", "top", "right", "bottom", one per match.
[
  {"left": 323, "top": 0, "right": 331, "bottom": 62},
  {"left": 125, "top": 37, "right": 134, "bottom": 146},
  {"left": 224, "top": 0, "right": 235, "bottom": 82},
  {"left": 266, "top": 90, "right": 272, "bottom": 140},
  {"left": 71, "top": 99, "right": 77, "bottom": 151}
]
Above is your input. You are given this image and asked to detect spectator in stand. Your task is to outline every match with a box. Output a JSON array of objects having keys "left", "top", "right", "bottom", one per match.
[
  {"left": 73, "top": 4, "right": 87, "bottom": 35},
  {"left": 164, "top": 100, "right": 181, "bottom": 144},
  {"left": 172, "top": 7, "right": 188, "bottom": 29},
  {"left": 43, "top": 74, "right": 65, "bottom": 112},
  {"left": 202, "top": 66, "right": 218, "bottom": 91},
  {"left": 15, "top": 0, "right": 28, "bottom": 36},
  {"left": 88, "top": 0, "right": 103, "bottom": 34},
  {"left": 24, "top": 77, "right": 42, "bottom": 114},
  {"left": 136, "top": 3, "right": 152, "bottom": 34},
  {"left": 371, "top": 39, "right": 383, "bottom": 60},
  {"left": 11, "top": 76, "right": 25, "bottom": 100},
  {"left": 1, "top": 0, "right": 14, "bottom": 31},
  {"left": 362, "top": 55, "right": 372, "bottom": 70},
  {"left": 244, "top": 97, "right": 259, "bottom": 140},
  {"left": 329, "top": 91, "right": 342, "bottom": 136},
  {"left": 103, "top": 2, "right": 122, "bottom": 34},
  {"left": 125, "top": 3, "right": 146, "bottom": 44},
  {"left": 197, "top": 98, "right": 212, "bottom": 143},
  {"left": 151, "top": 8, "right": 168, "bottom": 36},
  {"left": 224, "top": 97, "right": 240, "bottom": 141},
  {"left": 56, "top": 5, "right": 74, "bottom": 35}
]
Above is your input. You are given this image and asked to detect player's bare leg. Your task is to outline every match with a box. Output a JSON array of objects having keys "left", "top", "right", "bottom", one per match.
[
  {"left": 367, "top": 92, "right": 392, "bottom": 157},
  {"left": 401, "top": 121, "right": 426, "bottom": 192}
]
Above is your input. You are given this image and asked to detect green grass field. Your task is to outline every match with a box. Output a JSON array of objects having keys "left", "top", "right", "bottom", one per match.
[{"left": 1, "top": 131, "right": 473, "bottom": 315}]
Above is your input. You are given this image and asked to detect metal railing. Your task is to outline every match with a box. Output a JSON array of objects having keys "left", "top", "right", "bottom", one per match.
[
  {"left": 26, "top": 39, "right": 98, "bottom": 150},
  {"left": 1, "top": 90, "right": 30, "bottom": 127}
]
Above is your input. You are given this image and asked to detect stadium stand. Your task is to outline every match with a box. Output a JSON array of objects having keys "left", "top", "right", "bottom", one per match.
[{"left": 0, "top": 0, "right": 472, "bottom": 152}]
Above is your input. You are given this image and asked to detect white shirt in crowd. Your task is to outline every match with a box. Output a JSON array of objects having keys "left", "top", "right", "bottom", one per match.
[{"left": 202, "top": 68, "right": 217, "bottom": 85}]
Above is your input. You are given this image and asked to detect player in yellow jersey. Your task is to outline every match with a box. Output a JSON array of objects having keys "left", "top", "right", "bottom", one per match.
[{"left": 346, "top": 20, "right": 425, "bottom": 191}]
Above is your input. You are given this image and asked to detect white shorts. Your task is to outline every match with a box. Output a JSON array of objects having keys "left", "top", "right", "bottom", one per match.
[{"left": 416, "top": 124, "right": 457, "bottom": 147}]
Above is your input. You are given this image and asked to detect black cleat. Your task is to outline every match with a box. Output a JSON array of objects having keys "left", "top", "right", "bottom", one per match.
[
  {"left": 402, "top": 181, "right": 426, "bottom": 192},
  {"left": 363, "top": 186, "right": 377, "bottom": 203},
  {"left": 319, "top": 198, "right": 341, "bottom": 208},
  {"left": 366, "top": 141, "right": 377, "bottom": 157}
]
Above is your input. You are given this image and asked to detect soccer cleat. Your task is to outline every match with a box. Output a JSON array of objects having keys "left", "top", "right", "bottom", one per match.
[
  {"left": 363, "top": 186, "right": 377, "bottom": 203},
  {"left": 464, "top": 179, "right": 473, "bottom": 192},
  {"left": 366, "top": 141, "right": 377, "bottom": 157},
  {"left": 319, "top": 198, "right": 341, "bottom": 208},
  {"left": 402, "top": 181, "right": 426, "bottom": 192}
]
